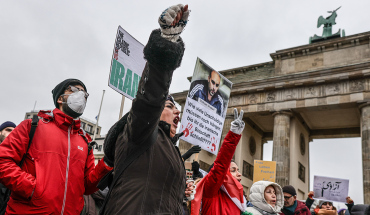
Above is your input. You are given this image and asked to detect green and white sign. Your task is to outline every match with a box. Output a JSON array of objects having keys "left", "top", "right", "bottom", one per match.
[{"left": 108, "top": 26, "right": 146, "bottom": 100}]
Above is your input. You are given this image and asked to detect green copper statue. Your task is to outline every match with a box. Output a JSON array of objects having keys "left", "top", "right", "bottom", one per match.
[{"left": 309, "top": 6, "right": 345, "bottom": 44}]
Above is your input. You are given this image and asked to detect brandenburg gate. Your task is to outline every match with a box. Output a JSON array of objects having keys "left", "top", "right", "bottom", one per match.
[{"left": 173, "top": 29, "right": 370, "bottom": 203}]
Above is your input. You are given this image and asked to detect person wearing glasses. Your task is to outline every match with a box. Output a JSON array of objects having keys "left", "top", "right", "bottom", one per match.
[
  {"left": 279, "top": 185, "right": 311, "bottom": 215},
  {"left": 0, "top": 79, "right": 113, "bottom": 214},
  {"left": 189, "top": 70, "right": 224, "bottom": 116}
]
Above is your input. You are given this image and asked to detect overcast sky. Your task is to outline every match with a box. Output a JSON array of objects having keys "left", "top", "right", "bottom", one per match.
[{"left": 1, "top": 0, "right": 368, "bottom": 207}]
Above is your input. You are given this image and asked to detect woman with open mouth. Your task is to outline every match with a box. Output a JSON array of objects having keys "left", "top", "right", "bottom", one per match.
[{"left": 245, "top": 181, "right": 284, "bottom": 215}]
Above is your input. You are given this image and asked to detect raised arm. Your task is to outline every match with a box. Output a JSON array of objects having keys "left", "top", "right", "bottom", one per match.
[
  {"left": 127, "top": 4, "right": 189, "bottom": 144},
  {"left": 203, "top": 109, "right": 244, "bottom": 197}
]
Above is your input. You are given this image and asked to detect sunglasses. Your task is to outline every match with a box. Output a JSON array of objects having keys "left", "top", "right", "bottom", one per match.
[
  {"left": 211, "top": 80, "right": 220, "bottom": 87},
  {"left": 67, "top": 85, "right": 89, "bottom": 98},
  {"left": 284, "top": 195, "right": 293, "bottom": 200}
]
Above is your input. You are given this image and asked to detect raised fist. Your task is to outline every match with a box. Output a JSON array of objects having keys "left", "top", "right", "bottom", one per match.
[
  {"left": 346, "top": 196, "right": 353, "bottom": 204},
  {"left": 158, "top": 4, "right": 190, "bottom": 42},
  {"left": 308, "top": 191, "right": 314, "bottom": 199},
  {"left": 230, "top": 108, "right": 245, "bottom": 135}
]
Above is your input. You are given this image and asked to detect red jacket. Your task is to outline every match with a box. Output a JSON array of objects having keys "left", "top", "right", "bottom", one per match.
[
  {"left": 201, "top": 131, "right": 242, "bottom": 215},
  {"left": 0, "top": 109, "right": 112, "bottom": 214},
  {"left": 280, "top": 200, "right": 311, "bottom": 215}
]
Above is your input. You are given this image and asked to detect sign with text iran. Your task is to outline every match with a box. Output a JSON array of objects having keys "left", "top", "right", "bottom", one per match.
[
  {"left": 180, "top": 58, "right": 232, "bottom": 155},
  {"left": 108, "top": 26, "right": 146, "bottom": 100}
]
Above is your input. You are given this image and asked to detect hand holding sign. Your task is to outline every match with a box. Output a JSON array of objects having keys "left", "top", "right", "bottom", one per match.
[{"left": 230, "top": 108, "right": 245, "bottom": 135}]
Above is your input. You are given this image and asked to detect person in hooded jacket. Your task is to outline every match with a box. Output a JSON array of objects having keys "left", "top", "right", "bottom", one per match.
[
  {"left": 0, "top": 79, "right": 113, "bottom": 214},
  {"left": 244, "top": 181, "right": 284, "bottom": 215},
  {"left": 189, "top": 108, "right": 246, "bottom": 215}
]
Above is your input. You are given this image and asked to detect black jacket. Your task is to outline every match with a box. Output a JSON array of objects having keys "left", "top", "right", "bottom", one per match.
[{"left": 104, "top": 29, "right": 186, "bottom": 215}]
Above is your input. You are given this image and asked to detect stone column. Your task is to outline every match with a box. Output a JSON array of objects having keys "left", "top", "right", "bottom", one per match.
[
  {"left": 360, "top": 103, "right": 370, "bottom": 204},
  {"left": 272, "top": 111, "right": 292, "bottom": 187}
]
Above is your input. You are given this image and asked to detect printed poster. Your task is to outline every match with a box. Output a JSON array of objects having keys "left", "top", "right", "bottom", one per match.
[
  {"left": 180, "top": 58, "right": 232, "bottom": 155},
  {"left": 253, "top": 160, "right": 276, "bottom": 183},
  {"left": 313, "top": 175, "right": 349, "bottom": 203},
  {"left": 108, "top": 26, "right": 146, "bottom": 100}
]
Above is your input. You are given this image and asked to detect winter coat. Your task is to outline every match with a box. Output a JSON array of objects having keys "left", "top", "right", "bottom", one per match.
[
  {"left": 191, "top": 131, "right": 242, "bottom": 215},
  {"left": 0, "top": 108, "right": 112, "bottom": 214},
  {"left": 103, "top": 29, "right": 186, "bottom": 215},
  {"left": 280, "top": 200, "right": 311, "bottom": 215},
  {"left": 245, "top": 181, "right": 284, "bottom": 215},
  {"left": 348, "top": 204, "right": 369, "bottom": 215}
]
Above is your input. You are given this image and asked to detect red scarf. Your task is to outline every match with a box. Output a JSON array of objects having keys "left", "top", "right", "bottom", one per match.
[{"left": 190, "top": 171, "right": 247, "bottom": 215}]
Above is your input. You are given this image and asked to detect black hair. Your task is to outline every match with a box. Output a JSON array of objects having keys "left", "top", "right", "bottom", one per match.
[{"left": 207, "top": 160, "right": 237, "bottom": 172}]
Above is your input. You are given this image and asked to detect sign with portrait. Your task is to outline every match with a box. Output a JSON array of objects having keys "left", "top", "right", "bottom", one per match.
[
  {"left": 108, "top": 26, "right": 146, "bottom": 100},
  {"left": 180, "top": 58, "right": 232, "bottom": 155},
  {"left": 313, "top": 175, "right": 349, "bottom": 203},
  {"left": 253, "top": 160, "right": 276, "bottom": 183}
]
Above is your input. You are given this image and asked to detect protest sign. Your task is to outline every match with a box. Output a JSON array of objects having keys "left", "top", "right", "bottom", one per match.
[
  {"left": 313, "top": 175, "right": 349, "bottom": 203},
  {"left": 180, "top": 58, "right": 232, "bottom": 155},
  {"left": 253, "top": 160, "right": 276, "bottom": 183},
  {"left": 108, "top": 26, "right": 146, "bottom": 100}
]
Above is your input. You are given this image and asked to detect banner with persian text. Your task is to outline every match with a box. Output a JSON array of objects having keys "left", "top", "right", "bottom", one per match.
[
  {"left": 108, "top": 26, "right": 146, "bottom": 100},
  {"left": 180, "top": 58, "right": 232, "bottom": 155},
  {"left": 313, "top": 175, "right": 349, "bottom": 203}
]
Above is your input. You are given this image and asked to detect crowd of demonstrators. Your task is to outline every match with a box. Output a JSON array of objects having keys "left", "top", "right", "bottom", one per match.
[
  {"left": 0, "top": 121, "right": 16, "bottom": 144},
  {"left": 1, "top": 3, "right": 370, "bottom": 215},
  {"left": 99, "top": 4, "right": 194, "bottom": 215},
  {"left": 0, "top": 79, "right": 113, "bottom": 214}
]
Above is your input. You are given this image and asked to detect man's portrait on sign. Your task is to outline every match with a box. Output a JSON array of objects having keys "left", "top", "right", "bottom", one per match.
[{"left": 188, "top": 58, "right": 231, "bottom": 117}]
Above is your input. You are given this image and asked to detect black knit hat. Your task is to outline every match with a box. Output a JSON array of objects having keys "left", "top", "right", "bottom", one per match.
[
  {"left": 0, "top": 121, "right": 16, "bottom": 131},
  {"left": 52, "top": 79, "right": 87, "bottom": 108},
  {"left": 282, "top": 185, "right": 297, "bottom": 196}
]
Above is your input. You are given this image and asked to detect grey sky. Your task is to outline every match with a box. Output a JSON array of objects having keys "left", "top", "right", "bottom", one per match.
[{"left": 1, "top": 0, "right": 368, "bottom": 207}]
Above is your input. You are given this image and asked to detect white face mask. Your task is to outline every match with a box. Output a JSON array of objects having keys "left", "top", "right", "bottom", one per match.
[{"left": 62, "top": 91, "right": 87, "bottom": 118}]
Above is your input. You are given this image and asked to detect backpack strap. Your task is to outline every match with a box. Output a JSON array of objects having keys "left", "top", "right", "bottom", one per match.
[
  {"left": 79, "top": 129, "right": 96, "bottom": 156},
  {"left": 19, "top": 115, "right": 39, "bottom": 167},
  {"left": 98, "top": 127, "right": 158, "bottom": 215}
]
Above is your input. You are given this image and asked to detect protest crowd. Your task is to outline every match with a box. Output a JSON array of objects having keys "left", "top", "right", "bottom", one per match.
[{"left": 0, "top": 3, "right": 369, "bottom": 215}]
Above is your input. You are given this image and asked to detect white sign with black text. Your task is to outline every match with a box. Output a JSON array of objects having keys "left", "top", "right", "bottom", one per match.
[
  {"left": 313, "top": 175, "right": 349, "bottom": 203},
  {"left": 180, "top": 58, "right": 232, "bottom": 155},
  {"left": 108, "top": 26, "right": 146, "bottom": 100}
]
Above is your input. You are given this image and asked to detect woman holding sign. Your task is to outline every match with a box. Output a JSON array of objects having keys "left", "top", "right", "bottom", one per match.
[{"left": 190, "top": 108, "right": 248, "bottom": 215}]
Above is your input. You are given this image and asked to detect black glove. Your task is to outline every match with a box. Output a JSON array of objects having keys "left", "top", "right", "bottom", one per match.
[
  {"left": 182, "top": 145, "right": 201, "bottom": 160},
  {"left": 192, "top": 161, "right": 200, "bottom": 175}
]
